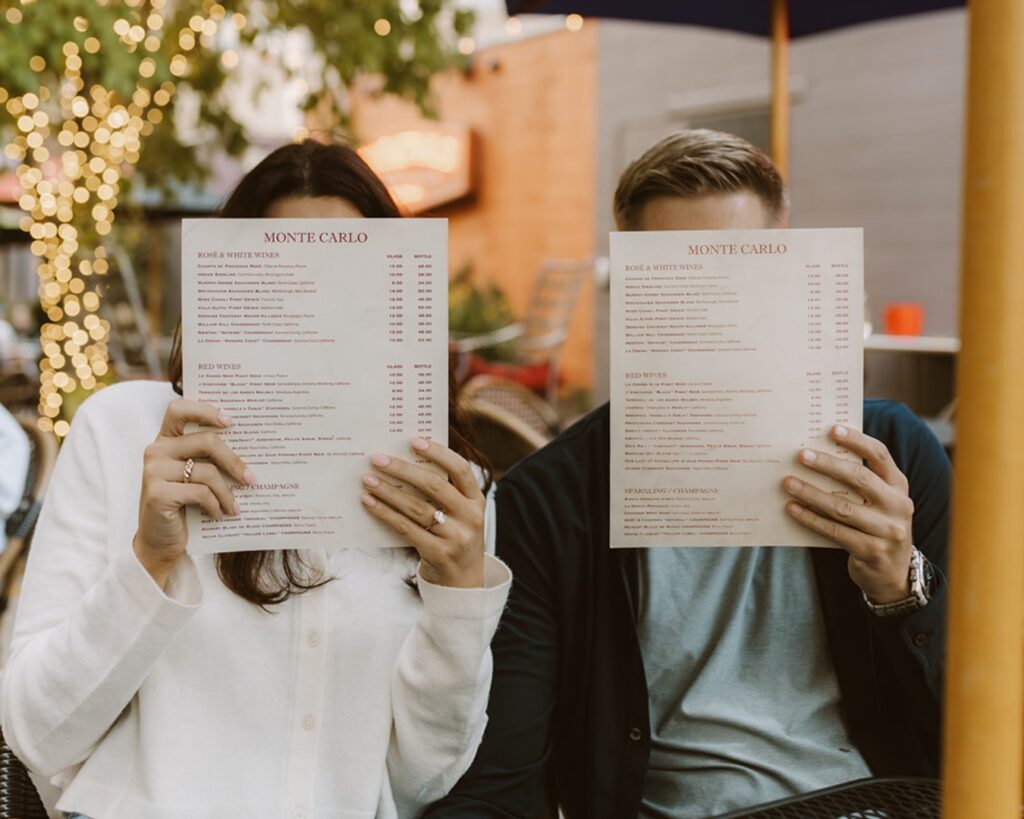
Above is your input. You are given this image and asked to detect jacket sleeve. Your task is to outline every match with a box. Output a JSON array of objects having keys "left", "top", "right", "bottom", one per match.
[
  {"left": 2, "top": 399, "right": 202, "bottom": 778},
  {"left": 425, "top": 471, "right": 563, "bottom": 818},
  {"left": 866, "top": 403, "right": 951, "bottom": 772}
]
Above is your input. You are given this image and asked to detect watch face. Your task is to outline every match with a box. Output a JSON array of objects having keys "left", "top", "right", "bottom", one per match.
[{"left": 921, "top": 558, "right": 938, "bottom": 597}]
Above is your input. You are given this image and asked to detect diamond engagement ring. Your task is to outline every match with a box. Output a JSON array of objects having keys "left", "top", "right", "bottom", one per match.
[
  {"left": 427, "top": 508, "right": 447, "bottom": 531},
  {"left": 182, "top": 458, "right": 195, "bottom": 484}
]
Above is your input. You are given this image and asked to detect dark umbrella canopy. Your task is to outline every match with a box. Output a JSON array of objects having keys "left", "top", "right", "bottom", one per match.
[{"left": 506, "top": 0, "right": 965, "bottom": 38}]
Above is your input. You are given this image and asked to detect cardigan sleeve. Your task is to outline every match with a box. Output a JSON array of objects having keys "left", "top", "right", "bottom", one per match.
[
  {"left": 385, "top": 482, "right": 511, "bottom": 813},
  {"left": 2, "top": 395, "right": 202, "bottom": 778}
]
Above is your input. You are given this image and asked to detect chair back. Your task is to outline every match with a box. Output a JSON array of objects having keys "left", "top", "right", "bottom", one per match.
[
  {"left": 520, "top": 258, "right": 590, "bottom": 360},
  {"left": 0, "top": 739, "right": 48, "bottom": 819},
  {"left": 460, "top": 375, "right": 561, "bottom": 439},
  {"left": 458, "top": 397, "right": 551, "bottom": 479}
]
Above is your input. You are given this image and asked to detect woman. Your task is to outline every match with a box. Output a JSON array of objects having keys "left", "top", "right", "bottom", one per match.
[{"left": 2, "top": 141, "right": 510, "bottom": 819}]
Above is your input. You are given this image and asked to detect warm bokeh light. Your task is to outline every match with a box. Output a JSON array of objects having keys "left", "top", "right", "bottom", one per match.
[
  {"left": 3, "top": 3, "right": 474, "bottom": 435},
  {"left": 2, "top": 15, "right": 189, "bottom": 436}
]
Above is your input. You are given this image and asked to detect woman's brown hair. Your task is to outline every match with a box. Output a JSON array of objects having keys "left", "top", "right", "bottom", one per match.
[{"left": 167, "top": 139, "right": 490, "bottom": 606}]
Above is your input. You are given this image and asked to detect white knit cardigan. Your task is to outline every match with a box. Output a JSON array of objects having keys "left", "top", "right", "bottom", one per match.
[{"left": 2, "top": 380, "right": 510, "bottom": 819}]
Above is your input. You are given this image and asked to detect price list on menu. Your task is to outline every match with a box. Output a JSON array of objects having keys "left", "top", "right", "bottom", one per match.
[
  {"left": 181, "top": 217, "right": 448, "bottom": 554},
  {"left": 384, "top": 249, "right": 439, "bottom": 437},
  {"left": 610, "top": 228, "right": 864, "bottom": 549}
]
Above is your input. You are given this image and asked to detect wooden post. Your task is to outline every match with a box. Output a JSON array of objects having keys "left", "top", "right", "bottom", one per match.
[
  {"left": 770, "top": 0, "right": 790, "bottom": 182},
  {"left": 943, "top": 0, "right": 1024, "bottom": 816}
]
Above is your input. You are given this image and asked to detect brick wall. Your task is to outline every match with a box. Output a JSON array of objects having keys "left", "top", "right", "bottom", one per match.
[{"left": 354, "top": 24, "right": 600, "bottom": 394}]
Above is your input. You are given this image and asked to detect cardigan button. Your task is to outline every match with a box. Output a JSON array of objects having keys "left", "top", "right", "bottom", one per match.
[
  {"left": 629, "top": 727, "right": 642, "bottom": 742},
  {"left": 913, "top": 633, "right": 929, "bottom": 647}
]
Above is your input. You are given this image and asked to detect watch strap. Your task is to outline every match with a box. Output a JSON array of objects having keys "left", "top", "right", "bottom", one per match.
[{"left": 863, "top": 546, "right": 931, "bottom": 618}]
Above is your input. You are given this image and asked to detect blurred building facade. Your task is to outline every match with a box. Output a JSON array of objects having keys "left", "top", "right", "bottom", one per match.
[{"left": 1, "top": 8, "right": 966, "bottom": 409}]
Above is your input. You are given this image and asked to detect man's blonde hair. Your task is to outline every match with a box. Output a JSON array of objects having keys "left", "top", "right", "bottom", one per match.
[{"left": 613, "top": 129, "right": 787, "bottom": 230}]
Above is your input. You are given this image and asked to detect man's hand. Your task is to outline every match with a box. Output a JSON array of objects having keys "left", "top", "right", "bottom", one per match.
[{"left": 783, "top": 424, "right": 915, "bottom": 604}]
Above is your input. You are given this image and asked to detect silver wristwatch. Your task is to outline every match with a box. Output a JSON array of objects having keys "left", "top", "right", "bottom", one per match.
[{"left": 863, "top": 546, "right": 933, "bottom": 618}]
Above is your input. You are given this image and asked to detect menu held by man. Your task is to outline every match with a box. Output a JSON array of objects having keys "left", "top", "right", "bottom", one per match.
[
  {"left": 610, "top": 228, "right": 864, "bottom": 548},
  {"left": 181, "top": 218, "right": 448, "bottom": 554}
]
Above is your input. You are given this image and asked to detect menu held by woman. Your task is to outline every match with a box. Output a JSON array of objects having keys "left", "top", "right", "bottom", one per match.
[
  {"left": 610, "top": 228, "right": 864, "bottom": 548},
  {"left": 181, "top": 218, "right": 448, "bottom": 554}
]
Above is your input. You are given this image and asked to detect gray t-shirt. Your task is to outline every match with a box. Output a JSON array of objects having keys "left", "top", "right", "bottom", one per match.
[{"left": 637, "top": 547, "right": 871, "bottom": 818}]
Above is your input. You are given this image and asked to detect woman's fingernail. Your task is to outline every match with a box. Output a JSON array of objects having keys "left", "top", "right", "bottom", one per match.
[
  {"left": 232, "top": 501, "right": 240, "bottom": 516},
  {"left": 411, "top": 437, "right": 430, "bottom": 451},
  {"left": 784, "top": 477, "right": 801, "bottom": 492},
  {"left": 801, "top": 449, "right": 817, "bottom": 463},
  {"left": 361, "top": 493, "right": 377, "bottom": 507},
  {"left": 218, "top": 410, "right": 232, "bottom": 427},
  {"left": 786, "top": 501, "right": 801, "bottom": 516},
  {"left": 363, "top": 474, "right": 380, "bottom": 488},
  {"left": 243, "top": 468, "right": 256, "bottom": 485},
  {"left": 371, "top": 453, "right": 390, "bottom": 468},
  {"left": 834, "top": 425, "right": 849, "bottom": 438}
]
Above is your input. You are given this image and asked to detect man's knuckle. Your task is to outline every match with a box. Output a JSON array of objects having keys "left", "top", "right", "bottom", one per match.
[
  {"left": 862, "top": 541, "right": 885, "bottom": 563},
  {"left": 855, "top": 470, "right": 874, "bottom": 491},
  {"left": 889, "top": 522, "right": 908, "bottom": 542}
]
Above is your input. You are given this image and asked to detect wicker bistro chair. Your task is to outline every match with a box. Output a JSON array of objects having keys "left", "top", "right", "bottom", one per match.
[
  {"left": 0, "top": 416, "right": 58, "bottom": 819},
  {"left": 717, "top": 777, "right": 941, "bottom": 819},
  {"left": 460, "top": 374, "right": 562, "bottom": 439},
  {"left": 458, "top": 396, "right": 552, "bottom": 480}
]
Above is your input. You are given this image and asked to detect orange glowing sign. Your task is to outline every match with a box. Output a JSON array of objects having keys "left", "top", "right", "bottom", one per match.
[{"left": 359, "top": 124, "right": 474, "bottom": 213}]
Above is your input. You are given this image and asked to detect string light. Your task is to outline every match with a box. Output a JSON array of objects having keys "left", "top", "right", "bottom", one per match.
[
  {"left": 4, "top": 7, "right": 473, "bottom": 436},
  {"left": 2, "top": 11, "right": 204, "bottom": 436}
]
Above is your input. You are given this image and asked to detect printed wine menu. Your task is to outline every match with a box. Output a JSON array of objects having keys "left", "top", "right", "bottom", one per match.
[
  {"left": 610, "top": 228, "right": 864, "bottom": 548},
  {"left": 181, "top": 218, "right": 448, "bottom": 553}
]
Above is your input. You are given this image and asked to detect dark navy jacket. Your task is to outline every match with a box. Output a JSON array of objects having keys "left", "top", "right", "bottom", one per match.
[{"left": 429, "top": 400, "right": 950, "bottom": 818}]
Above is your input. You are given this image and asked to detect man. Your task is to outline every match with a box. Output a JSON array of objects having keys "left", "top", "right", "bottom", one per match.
[{"left": 429, "top": 130, "right": 950, "bottom": 818}]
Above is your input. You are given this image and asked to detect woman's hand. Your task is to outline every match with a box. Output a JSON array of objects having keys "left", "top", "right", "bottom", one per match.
[
  {"left": 361, "top": 437, "right": 486, "bottom": 588},
  {"left": 135, "top": 400, "right": 254, "bottom": 587},
  {"left": 782, "top": 424, "right": 915, "bottom": 603}
]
